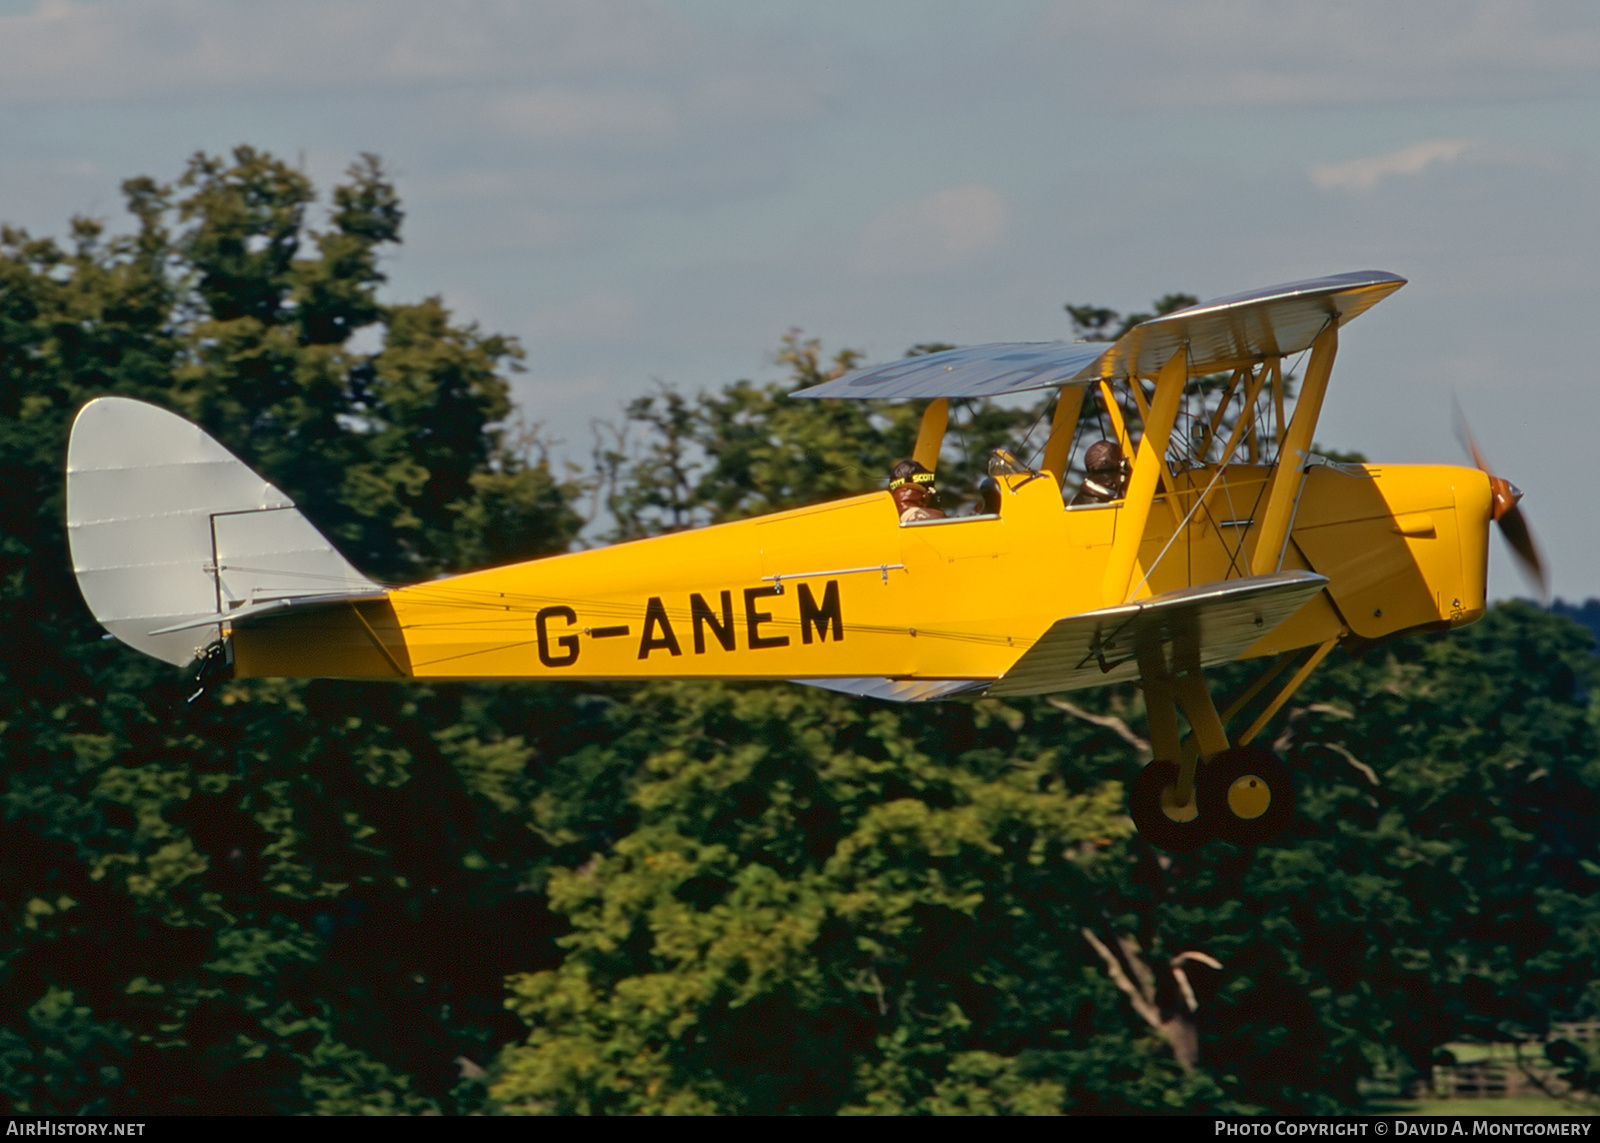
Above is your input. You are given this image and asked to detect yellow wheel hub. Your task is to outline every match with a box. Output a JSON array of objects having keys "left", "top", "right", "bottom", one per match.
[
  {"left": 1226, "top": 774, "right": 1272, "bottom": 820},
  {"left": 1159, "top": 783, "right": 1199, "bottom": 823}
]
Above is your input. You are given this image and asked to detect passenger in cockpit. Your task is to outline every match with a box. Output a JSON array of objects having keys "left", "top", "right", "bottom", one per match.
[{"left": 1072, "top": 440, "right": 1128, "bottom": 505}]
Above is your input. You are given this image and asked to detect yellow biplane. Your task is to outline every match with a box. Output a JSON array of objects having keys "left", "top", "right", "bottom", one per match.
[{"left": 66, "top": 271, "right": 1542, "bottom": 851}]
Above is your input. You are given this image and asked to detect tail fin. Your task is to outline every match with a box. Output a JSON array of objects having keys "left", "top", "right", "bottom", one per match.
[{"left": 67, "top": 397, "right": 380, "bottom": 666}]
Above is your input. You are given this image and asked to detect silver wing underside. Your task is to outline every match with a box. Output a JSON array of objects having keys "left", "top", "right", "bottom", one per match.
[
  {"left": 788, "top": 676, "right": 990, "bottom": 703},
  {"left": 795, "top": 571, "right": 1328, "bottom": 703},
  {"left": 789, "top": 341, "right": 1108, "bottom": 401},
  {"left": 793, "top": 270, "right": 1405, "bottom": 400}
]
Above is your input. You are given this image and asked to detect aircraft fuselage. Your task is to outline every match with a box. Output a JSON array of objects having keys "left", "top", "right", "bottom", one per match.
[{"left": 229, "top": 462, "right": 1492, "bottom": 685}]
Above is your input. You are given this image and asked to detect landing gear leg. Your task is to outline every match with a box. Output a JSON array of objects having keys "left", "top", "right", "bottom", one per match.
[
  {"left": 1128, "top": 655, "right": 1214, "bottom": 853},
  {"left": 1129, "top": 647, "right": 1297, "bottom": 851},
  {"left": 1129, "top": 759, "right": 1211, "bottom": 852}
]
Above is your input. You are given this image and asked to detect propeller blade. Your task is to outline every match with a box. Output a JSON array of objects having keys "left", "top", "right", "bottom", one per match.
[
  {"left": 1454, "top": 402, "right": 1549, "bottom": 603},
  {"left": 1497, "top": 502, "right": 1549, "bottom": 603},
  {"left": 1455, "top": 412, "right": 1491, "bottom": 478}
]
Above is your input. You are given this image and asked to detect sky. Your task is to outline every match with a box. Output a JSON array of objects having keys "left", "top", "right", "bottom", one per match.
[{"left": 4, "top": 0, "right": 1598, "bottom": 601}]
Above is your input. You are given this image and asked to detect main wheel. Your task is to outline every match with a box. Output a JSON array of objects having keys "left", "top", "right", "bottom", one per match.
[
  {"left": 1196, "top": 746, "right": 1295, "bottom": 846},
  {"left": 1129, "top": 760, "right": 1213, "bottom": 853}
]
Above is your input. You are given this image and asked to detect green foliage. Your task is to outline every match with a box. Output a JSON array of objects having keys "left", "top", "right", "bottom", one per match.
[
  {"left": 0, "top": 987, "right": 133, "bottom": 1114},
  {"left": 0, "top": 147, "right": 585, "bottom": 1114},
  {"left": 1285, "top": 607, "right": 1600, "bottom": 1073},
  {"left": 592, "top": 335, "right": 915, "bottom": 539},
  {"left": 491, "top": 684, "right": 1166, "bottom": 1115}
]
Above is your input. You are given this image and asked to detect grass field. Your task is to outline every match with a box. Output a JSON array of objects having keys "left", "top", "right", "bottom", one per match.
[{"left": 1442, "top": 1042, "right": 1541, "bottom": 1065}]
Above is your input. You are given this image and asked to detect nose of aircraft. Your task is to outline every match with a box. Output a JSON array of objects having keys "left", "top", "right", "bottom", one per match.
[{"left": 1489, "top": 476, "right": 1522, "bottom": 520}]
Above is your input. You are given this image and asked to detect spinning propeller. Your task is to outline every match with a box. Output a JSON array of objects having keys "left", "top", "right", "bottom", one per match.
[{"left": 1455, "top": 406, "right": 1548, "bottom": 603}]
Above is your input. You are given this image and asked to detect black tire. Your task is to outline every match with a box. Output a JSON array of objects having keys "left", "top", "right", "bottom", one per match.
[
  {"left": 1196, "top": 746, "right": 1295, "bottom": 846},
  {"left": 1129, "top": 760, "right": 1213, "bottom": 853}
]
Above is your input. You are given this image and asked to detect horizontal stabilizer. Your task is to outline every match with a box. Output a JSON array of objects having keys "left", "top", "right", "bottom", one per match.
[
  {"left": 789, "top": 676, "right": 990, "bottom": 703},
  {"left": 147, "top": 589, "right": 389, "bottom": 635},
  {"left": 794, "top": 271, "right": 1404, "bottom": 399},
  {"left": 67, "top": 397, "right": 380, "bottom": 666},
  {"left": 987, "top": 571, "right": 1329, "bottom": 697}
]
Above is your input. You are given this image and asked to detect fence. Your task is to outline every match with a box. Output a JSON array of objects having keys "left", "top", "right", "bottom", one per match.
[
  {"left": 1429, "top": 1024, "right": 1598, "bottom": 1100},
  {"left": 1431, "top": 1061, "right": 1544, "bottom": 1100}
]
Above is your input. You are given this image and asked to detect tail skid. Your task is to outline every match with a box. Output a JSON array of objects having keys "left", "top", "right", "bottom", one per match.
[{"left": 66, "top": 397, "right": 380, "bottom": 666}]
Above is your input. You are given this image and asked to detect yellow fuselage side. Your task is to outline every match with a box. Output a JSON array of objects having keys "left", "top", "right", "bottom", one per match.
[{"left": 230, "top": 462, "right": 1493, "bottom": 683}]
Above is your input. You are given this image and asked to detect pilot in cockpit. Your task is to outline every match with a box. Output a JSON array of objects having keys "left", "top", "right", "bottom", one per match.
[
  {"left": 1071, "top": 440, "right": 1128, "bottom": 506},
  {"left": 888, "top": 460, "right": 946, "bottom": 523}
]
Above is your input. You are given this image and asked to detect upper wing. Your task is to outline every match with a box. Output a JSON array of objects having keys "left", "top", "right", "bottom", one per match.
[
  {"left": 1093, "top": 270, "right": 1405, "bottom": 382},
  {"left": 985, "top": 571, "right": 1329, "bottom": 697},
  {"left": 793, "top": 270, "right": 1405, "bottom": 400},
  {"left": 789, "top": 341, "right": 1109, "bottom": 401}
]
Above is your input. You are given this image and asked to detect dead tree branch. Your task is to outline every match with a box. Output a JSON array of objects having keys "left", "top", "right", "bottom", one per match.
[{"left": 1048, "top": 697, "right": 1151, "bottom": 754}]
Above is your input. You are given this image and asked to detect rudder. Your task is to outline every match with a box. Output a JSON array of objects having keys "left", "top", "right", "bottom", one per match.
[{"left": 67, "top": 397, "right": 380, "bottom": 666}]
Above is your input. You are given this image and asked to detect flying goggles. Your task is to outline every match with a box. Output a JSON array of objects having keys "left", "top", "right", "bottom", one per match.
[{"left": 888, "top": 471, "right": 938, "bottom": 493}]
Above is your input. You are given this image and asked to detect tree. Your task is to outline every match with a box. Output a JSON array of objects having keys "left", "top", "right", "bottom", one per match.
[
  {"left": 0, "top": 147, "right": 585, "bottom": 1114},
  {"left": 489, "top": 681, "right": 1226, "bottom": 1115}
]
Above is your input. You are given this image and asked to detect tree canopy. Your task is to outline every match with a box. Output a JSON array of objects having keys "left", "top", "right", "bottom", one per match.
[{"left": 3, "top": 147, "right": 1598, "bottom": 1115}]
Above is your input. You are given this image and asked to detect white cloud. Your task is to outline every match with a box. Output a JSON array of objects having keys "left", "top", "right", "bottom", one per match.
[
  {"left": 1033, "top": 0, "right": 1600, "bottom": 108},
  {"left": 856, "top": 185, "right": 1008, "bottom": 275},
  {"left": 0, "top": 0, "right": 705, "bottom": 106},
  {"left": 1310, "top": 139, "right": 1476, "bottom": 191}
]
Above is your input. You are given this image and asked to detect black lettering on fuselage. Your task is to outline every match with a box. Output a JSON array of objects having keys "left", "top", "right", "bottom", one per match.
[
  {"left": 743, "top": 585, "right": 790, "bottom": 650},
  {"left": 637, "top": 596, "right": 683, "bottom": 658},
  {"left": 569, "top": 582, "right": 845, "bottom": 662},
  {"left": 690, "top": 591, "right": 736, "bottom": 653},
  {"left": 536, "top": 605, "right": 580, "bottom": 667},
  {"left": 797, "top": 580, "right": 843, "bottom": 644}
]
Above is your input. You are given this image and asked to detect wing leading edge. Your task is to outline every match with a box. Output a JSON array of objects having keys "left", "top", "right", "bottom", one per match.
[{"left": 793, "top": 270, "right": 1405, "bottom": 401}]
